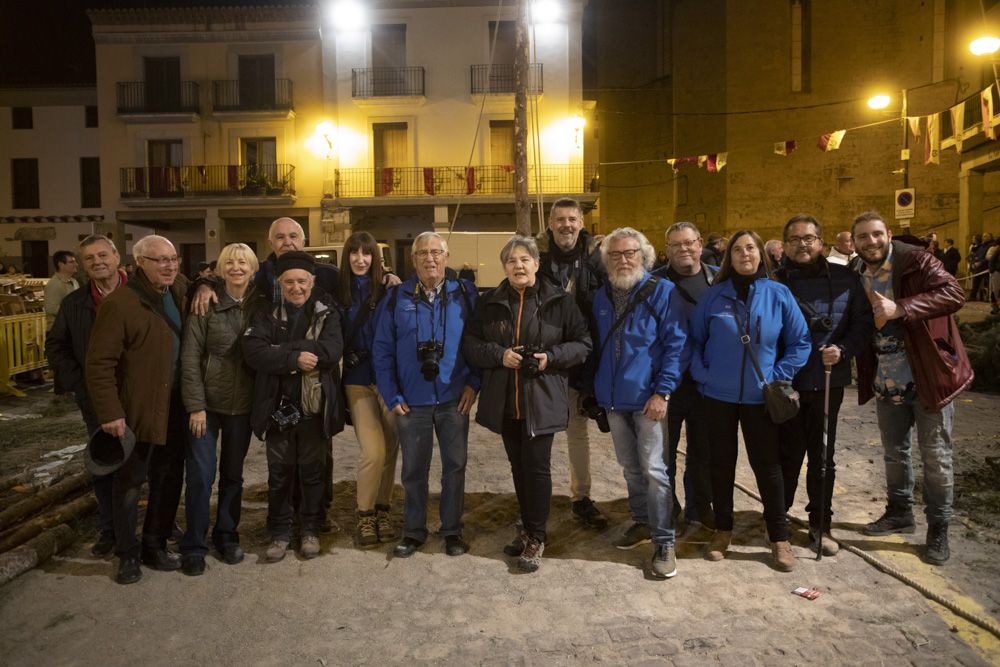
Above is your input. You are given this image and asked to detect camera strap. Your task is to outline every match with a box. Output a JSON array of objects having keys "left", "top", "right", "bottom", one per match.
[{"left": 344, "top": 301, "right": 375, "bottom": 348}]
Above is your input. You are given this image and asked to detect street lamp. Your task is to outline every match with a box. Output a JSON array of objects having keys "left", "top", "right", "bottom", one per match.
[
  {"left": 868, "top": 90, "right": 909, "bottom": 188},
  {"left": 969, "top": 35, "right": 1000, "bottom": 56}
]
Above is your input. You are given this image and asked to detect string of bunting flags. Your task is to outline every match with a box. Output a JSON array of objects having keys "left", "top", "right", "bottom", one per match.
[{"left": 608, "top": 83, "right": 999, "bottom": 174}]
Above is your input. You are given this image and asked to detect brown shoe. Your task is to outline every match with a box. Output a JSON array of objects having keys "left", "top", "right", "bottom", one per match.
[
  {"left": 771, "top": 540, "right": 796, "bottom": 572},
  {"left": 706, "top": 530, "right": 732, "bottom": 561}
]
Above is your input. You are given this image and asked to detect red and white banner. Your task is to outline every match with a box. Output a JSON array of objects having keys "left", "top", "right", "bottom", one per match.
[
  {"left": 983, "top": 85, "right": 996, "bottom": 141},
  {"left": 817, "top": 130, "right": 846, "bottom": 151}
]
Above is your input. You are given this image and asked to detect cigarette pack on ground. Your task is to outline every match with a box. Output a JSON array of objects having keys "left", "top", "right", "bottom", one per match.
[{"left": 792, "top": 587, "right": 822, "bottom": 600}]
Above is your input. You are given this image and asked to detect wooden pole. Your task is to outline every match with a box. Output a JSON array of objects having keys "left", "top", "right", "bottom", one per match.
[
  {"left": 514, "top": 0, "right": 531, "bottom": 236},
  {"left": 0, "top": 524, "right": 76, "bottom": 587},
  {"left": 0, "top": 494, "right": 96, "bottom": 554},
  {"left": 0, "top": 472, "right": 90, "bottom": 531}
]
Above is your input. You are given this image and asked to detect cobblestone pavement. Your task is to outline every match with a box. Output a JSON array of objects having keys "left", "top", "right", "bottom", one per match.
[{"left": 1, "top": 387, "right": 998, "bottom": 665}]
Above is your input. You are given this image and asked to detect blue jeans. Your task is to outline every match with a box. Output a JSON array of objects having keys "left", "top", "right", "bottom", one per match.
[
  {"left": 875, "top": 395, "right": 954, "bottom": 524},
  {"left": 608, "top": 409, "right": 675, "bottom": 546},
  {"left": 181, "top": 412, "right": 252, "bottom": 555},
  {"left": 395, "top": 400, "right": 469, "bottom": 542}
]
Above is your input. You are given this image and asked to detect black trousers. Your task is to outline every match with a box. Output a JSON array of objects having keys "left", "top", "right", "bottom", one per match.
[
  {"left": 665, "top": 376, "right": 713, "bottom": 523},
  {"left": 76, "top": 391, "right": 114, "bottom": 537},
  {"left": 501, "top": 419, "right": 554, "bottom": 543},
  {"left": 266, "top": 418, "right": 327, "bottom": 540},
  {"left": 704, "top": 397, "right": 788, "bottom": 542},
  {"left": 778, "top": 386, "right": 844, "bottom": 529},
  {"left": 112, "top": 391, "right": 186, "bottom": 558}
]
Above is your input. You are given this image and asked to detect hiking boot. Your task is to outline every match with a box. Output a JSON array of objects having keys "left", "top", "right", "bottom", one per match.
[
  {"left": 355, "top": 510, "right": 379, "bottom": 549},
  {"left": 572, "top": 497, "right": 609, "bottom": 529},
  {"left": 771, "top": 540, "right": 796, "bottom": 572},
  {"left": 301, "top": 534, "right": 321, "bottom": 559},
  {"left": 706, "top": 530, "right": 732, "bottom": 561},
  {"left": 809, "top": 528, "right": 840, "bottom": 556},
  {"left": 516, "top": 537, "right": 544, "bottom": 573},
  {"left": 863, "top": 507, "right": 916, "bottom": 536},
  {"left": 265, "top": 539, "right": 289, "bottom": 563},
  {"left": 613, "top": 523, "right": 652, "bottom": 550},
  {"left": 503, "top": 523, "right": 527, "bottom": 557},
  {"left": 375, "top": 504, "right": 398, "bottom": 542},
  {"left": 924, "top": 523, "right": 950, "bottom": 565},
  {"left": 651, "top": 543, "right": 677, "bottom": 579}
]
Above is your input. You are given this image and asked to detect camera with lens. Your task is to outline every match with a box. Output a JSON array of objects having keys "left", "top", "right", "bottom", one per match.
[
  {"left": 581, "top": 394, "right": 611, "bottom": 433},
  {"left": 270, "top": 400, "right": 302, "bottom": 431},
  {"left": 417, "top": 341, "right": 444, "bottom": 381},
  {"left": 516, "top": 345, "right": 545, "bottom": 379},
  {"left": 796, "top": 298, "right": 834, "bottom": 333},
  {"left": 343, "top": 348, "right": 369, "bottom": 370}
]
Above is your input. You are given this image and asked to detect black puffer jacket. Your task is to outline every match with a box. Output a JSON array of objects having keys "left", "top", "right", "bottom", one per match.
[
  {"left": 45, "top": 283, "right": 97, "bottom": 396},
  {"left": 463, "top": 278, "right": 592, "bottom": 437}
]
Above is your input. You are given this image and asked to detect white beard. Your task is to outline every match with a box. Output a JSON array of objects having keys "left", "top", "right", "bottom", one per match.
[{"left": 607, "top": 266, "right": 644, "bottom": 291}]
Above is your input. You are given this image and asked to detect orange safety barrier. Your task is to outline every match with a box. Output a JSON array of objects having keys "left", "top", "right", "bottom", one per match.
[{"left": 0, "top": 312, "right": 47, "bottom": 398}]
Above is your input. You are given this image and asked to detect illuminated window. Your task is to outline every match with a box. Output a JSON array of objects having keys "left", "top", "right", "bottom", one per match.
[{"left": 790, "top": 0, "right": 811, "bottom": 93}]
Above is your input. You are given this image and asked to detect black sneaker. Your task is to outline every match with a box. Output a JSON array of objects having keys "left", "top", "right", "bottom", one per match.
[
  {"left": 115, "top": 556, "right": 142, "bottom": 585},
  {"left": 651, "top": 543, "right": 677, "bottom": 579},
  {"left": 924, "top": 523, "right": 950, "bottom": 565},
  {"left": 516, "top": 538, "right": 544, "bottom": 573},
  {"left": 181, "top": 554, "right": 206, "bottom": 576},
  {"left": 613, "top": 523, "right": 652, "bottom": 550},
  {"left": 862, "top": 507, "right": 916, "bottom": 536},
  {"left": 444, "top": 535, "right": 469, "bottom": 557},
  {"left": 571, "top": 497, "right": 608, "bottom": 529},
  {"left": 91, "top": 531, "right": 115, "bottom": 558},
  {"left": 503, "top": 523, "right": 527, "bottom": 557}
]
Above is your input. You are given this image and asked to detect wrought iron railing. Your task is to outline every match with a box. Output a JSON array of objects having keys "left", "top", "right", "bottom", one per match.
[
  {"left": 470, "top": 63, "right": 543, "bottom": 94},
  {"left": 334, "top": 164, "right": 597, "bottom": 198},
  {"left": 116, "top": 81, "right": 200, "bottom": 114},
  {"left": 119, "top": 164, "right": 295, "bottom": 199},
  {"left": 212, "top": 79, "right": 294, "bottom": 112},
  {"left": 352, "top": 67, "right": 425, "bottom": 98}
]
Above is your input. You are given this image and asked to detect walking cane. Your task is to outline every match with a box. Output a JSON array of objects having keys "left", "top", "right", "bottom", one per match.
[{"left": 817, "top": 362, "right": 833, "bottom": 561}]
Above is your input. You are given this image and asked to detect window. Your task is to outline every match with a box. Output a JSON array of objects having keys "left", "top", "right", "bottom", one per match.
[
  {"left": 144, "top": 57, "right": 181, "bottom": 111},
  {"left": 489, "top": 21, "right": 516, "bottom": 65},
  {"left": 240, "top": 137, "right": 277, "bottom": 166},
  {"left": 147, "top": 140, "right": 183, "bottom": 197},
  {"left": 373, "top": 122, "right": 408, "bottom": 195},
  {"left": 85, "top": 105, "right": 98, "bottom": 128},
  {"left": 372, "top": 24, "right": 407, "bottom": 96},
  {"left": 238, "top": 55, "right": 276, "bottom": 109},
  {"left": 11, "top": 158, "right": 40, "bottom": 208},
  {"left": 790, "top": 0, "right": 811, "bottom": 92},
  {"left": 80, "top": 157, "right": 101, "bottom": 208},
  {"left": 12, "top": 107, "right": 32, "bottom": 129}
]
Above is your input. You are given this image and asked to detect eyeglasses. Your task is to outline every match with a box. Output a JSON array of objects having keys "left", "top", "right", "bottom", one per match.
[
  {"left": 608, "top": 248, "right": 641, "bottom": 261},
  {"left": 141, "top": 255, "right": 180, "bottom": 266},
  {"left": 667, "top": 239, "right": 701, "bottom": 250},
  {"left": 785, "top": 235, "right": 819, "bottom": 246},
  {"left": 414, "top": 249, "right": 445, "bottom": 258}
]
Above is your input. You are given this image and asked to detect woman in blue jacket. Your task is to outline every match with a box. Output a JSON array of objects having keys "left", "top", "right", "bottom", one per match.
[
  {"left": 690, "top": 230, "right": 810, "bottom": 572},
  {"left": 339, "top": 231, "right": 399, "bottom": 548}
]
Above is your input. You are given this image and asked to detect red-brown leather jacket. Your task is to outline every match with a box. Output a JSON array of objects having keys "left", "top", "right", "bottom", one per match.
[{"left": 855, "top": 240, "right": 973, "bottom": 410}]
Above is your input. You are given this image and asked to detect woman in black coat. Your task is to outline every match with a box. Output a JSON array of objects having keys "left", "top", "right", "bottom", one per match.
[{"left": 463, "top": 236, "right": 592, "bottom": 573}]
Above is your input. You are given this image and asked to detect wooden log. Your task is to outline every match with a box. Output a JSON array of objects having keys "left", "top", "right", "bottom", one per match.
[
  {"left": 0, "top": 486, "right": 38, "bottom": 513},
  {"left": 0, "top": 493, "right": 96, "bottom": 554},
  {"left": 0, "top": 470, "right": 32, "bottom": 493},
  {"left": 0, "top": 524, "right": 76, "bottom": 587},
  {"left": 0, "top": 473, "right": 90, "bottom": 531}
]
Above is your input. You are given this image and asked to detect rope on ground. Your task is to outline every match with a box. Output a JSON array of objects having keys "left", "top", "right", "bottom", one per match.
[{"left": 727, "top": 475, "right": 1000, "bottom": 639}]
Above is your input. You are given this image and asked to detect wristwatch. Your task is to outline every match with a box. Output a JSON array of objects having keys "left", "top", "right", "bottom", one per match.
[{"left": 656, "top": 393, "right": 670, "bottom": 402}]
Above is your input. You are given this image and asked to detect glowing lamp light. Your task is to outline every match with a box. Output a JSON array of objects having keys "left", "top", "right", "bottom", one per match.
[
  {"left": 531, "top": 1, "right": 562, "bottom": 24},
  {"left": 329, "top": 0, "right": 366, "bottom": 32},
  {"left": 970, "top": 36, "right": 1000, "bottom": 56},
  {"left": 307, "top": 121, "right": 337, "bottom": 159},
  {"left": 867, "top": 94, "right": 891, "bottom": 110}
]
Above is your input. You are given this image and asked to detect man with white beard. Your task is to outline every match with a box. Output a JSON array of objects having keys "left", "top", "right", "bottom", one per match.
[{"left": 588, "top": 227, "right": 689, "bottom": 579}]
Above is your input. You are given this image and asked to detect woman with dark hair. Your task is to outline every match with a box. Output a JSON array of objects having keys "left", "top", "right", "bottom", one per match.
[
  {"left": 689, "top": 230, "right": 811, "bottom": 572},
  {"left": 463, "top": 236, "right": 592, "bottom": 572},
  {"left": 338, "top": 231, "right": 399, "bottom": 547}
]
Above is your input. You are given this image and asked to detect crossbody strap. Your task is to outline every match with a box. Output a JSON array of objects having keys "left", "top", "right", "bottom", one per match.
[
  {"left": 595, "top": 277, "right": 659, "bottom": 360},
  {"left": 733, "top": 309, "right": 767, "bottom": 384}
]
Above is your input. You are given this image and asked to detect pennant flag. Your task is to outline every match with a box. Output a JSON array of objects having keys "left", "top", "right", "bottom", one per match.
[
  {"left": 667, "top": 158, "right": 677, "bottom": 173},
  {"left": 817, "top": 130, "right": 846, "bottom": 151},
  {"left": 908, "top": 116, "right": 922, "bottom": 142},
  {"left": 983, "top": 85, "right": 996, "bottom": 141},
  {"left": 925, "top": 113, "right": 940, "bottom": 165},
  {"left": 706, "top": 153, "right": 727, "bottom": 172},
  {"left": 698, "top": 155, "right": 708, "bottom": 168},
  {"left": 774, "top": 140, "right": 797, "bottom": 156},
  {"left": 950, "top": 101, "right": 965, "bottom": 154}
]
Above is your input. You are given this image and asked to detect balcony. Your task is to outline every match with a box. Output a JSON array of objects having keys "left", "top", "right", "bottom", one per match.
[
  {"left": 352, "top": 67, "right": 425, "bottom": 99},
  {"left": 333, "top": 164, "right": 597, "bottom": 199},
  {"left": 212, "top": 79, "right": 294, "bottom": 117},
  {"left": 119, "top": 164, "right": 296, "bottom": 202},
  {"left": 470, "top": 64, "right": 543, "bottom": 95},
  {"left": 116, "top": 81, "right": 200, "bottom": 118}
]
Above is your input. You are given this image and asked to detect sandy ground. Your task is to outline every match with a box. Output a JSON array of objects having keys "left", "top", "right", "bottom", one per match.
[{"left": 1, "top": 377, "right": 999, "bottom": 665}]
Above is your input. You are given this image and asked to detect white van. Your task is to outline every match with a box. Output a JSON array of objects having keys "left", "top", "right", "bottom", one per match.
[{"left": 305, "top": 243, "right": 393, "bottom": 272}]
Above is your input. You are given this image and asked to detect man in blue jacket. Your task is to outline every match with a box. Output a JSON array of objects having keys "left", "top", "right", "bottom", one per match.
[
  {"left": 775, "top": 215, "right": 874, "bottom": 555},
  {"left": 373, "top": 232, "right": 479, "bottom": 558},
  {"left": 591, "top": 227, "right": 688, "bottom": 579}
]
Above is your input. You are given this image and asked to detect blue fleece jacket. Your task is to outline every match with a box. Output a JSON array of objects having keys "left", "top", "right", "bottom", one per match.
[
  {"left": 690, "top": 277, "right": 811, "bottom": 404},
  {"left": 341, "top": 274, "right": 379, "bottom": 387}
]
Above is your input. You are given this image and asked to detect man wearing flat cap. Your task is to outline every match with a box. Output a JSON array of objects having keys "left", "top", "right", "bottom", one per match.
[
  {"left": 86, "top": 234, "right": 188, "bottom": 584},
  {"left": 243, "top": 251, "right": 345, "bottom": 562}
]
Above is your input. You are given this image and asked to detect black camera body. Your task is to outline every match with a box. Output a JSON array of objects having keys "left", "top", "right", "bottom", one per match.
[
  {"left": 809, "top": 314, "right": 834, "bottom": 333},
  {"left": 516, "top": 345, "right": 545, "bottom": 378},
  {"left": 581, "top": 395, "right": 611, "bottom": 433},
  {"left": 343, "top": 348, "right": 369, "bottom": 370},
  {"left": 271, "top": 401, "right": 302, "bottom": 431},
  {"left": 417, "top": 341, "right": 444, "bottom": 381}
]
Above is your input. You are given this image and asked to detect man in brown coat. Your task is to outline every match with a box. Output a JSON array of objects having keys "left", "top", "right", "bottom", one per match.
[{"left": 87, "top": 235, "right": 188, "bottom": 584}]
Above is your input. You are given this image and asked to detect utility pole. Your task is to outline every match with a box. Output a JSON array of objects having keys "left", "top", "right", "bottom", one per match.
[{"left": 513, "top": 0, "right": 531, "bottom": 236}]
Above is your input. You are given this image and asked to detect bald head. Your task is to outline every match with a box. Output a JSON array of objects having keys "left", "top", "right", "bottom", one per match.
[
  {"left": 834, "top": 231, "right": 854, "bottom": 255},
  {"left": 268, "top": 217, "right": 305, "bottom": 257}
]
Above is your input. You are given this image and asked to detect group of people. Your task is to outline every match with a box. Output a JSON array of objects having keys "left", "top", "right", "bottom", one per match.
[{"left": 43, "top": 199, "right": 972, "bottom": 585}]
